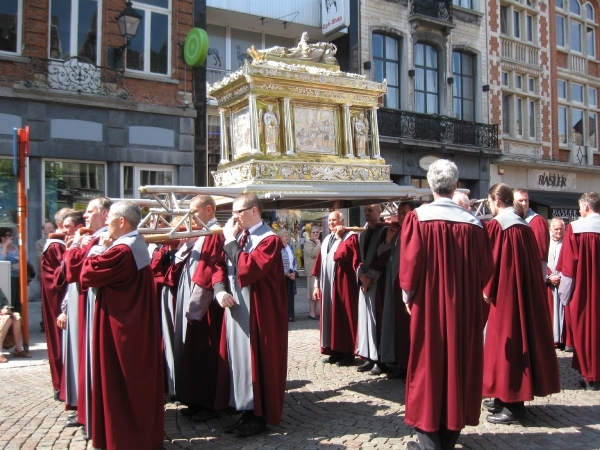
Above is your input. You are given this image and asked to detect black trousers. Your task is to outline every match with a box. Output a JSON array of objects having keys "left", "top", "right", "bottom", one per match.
[{"left": 415, "top": 425, "right": 461, "bottom": 450}]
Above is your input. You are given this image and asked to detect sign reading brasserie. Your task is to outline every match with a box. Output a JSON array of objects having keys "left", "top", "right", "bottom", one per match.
[{"left": 527, "top": 169, "right": 576, "bottom": 191}]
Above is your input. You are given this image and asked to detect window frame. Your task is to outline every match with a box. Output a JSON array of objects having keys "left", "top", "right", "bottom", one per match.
[
  {"left": 120, "top": 163, "right": 178, "bottom": 199},
  {"left": 557, "top": 80, "right": 600, "bottom": 150},
  {"left": 452, "top": 51, "right": 476, "bottom": 121},
  {"left": 556, "top": 0, "right": 596, "bottom": 58},
  {"left": 0, "top": 0, "right": 23, "bottom": 56},
  {"left": 414, "top": 42, "right": 439, "bottom": 115},
  {"left": 127, "top": 0, "right": 172, "bottom": 76},
  {"left": 372, "top": 32, "right": 401, "bottom": 110},
  {"left": 48, "top": 0, "right": 102, "bottom": 64}
]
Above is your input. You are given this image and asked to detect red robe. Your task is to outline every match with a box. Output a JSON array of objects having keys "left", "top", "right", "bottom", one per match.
[
  {"left": 528, "top": 213, "right": 550, "bottom": 263},
  {"left": 40, "top": 240, "right": 67, "bottom": 392},
  {"left": 64, "top": 238, "right": 100, "bottom": 427},
  {"left": 223, "top": 233, "right": 288, "bottom": 426},
  {"left": 400, "top": 204, "right": 494, "bottom": 433},
  {"left": 483, "top": 216, "right": 560, "bottom": 402},
  {"left": 81, "top": 243, "right": 163, "bottom": 450},
  {"left": 556, "top": 217, "right": 600, "bottom": 382},
  {"left": 173, "top": 233, "right": 228, "bottom": 410},
  {"left": 312, "top": 233, "right": 360, "bottom": 355}
]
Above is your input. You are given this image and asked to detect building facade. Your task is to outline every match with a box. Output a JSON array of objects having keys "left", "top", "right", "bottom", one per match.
[
  {"left": 0, "top": 0, "right": 196, "bottom": 262},
  {"left": 489, "top": 0, "right": 600, "bottom": 220}
]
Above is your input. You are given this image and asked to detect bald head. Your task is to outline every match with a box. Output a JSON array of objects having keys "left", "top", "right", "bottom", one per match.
[{"left": 452, "top": 192, "right": 471, "bottom": 211}]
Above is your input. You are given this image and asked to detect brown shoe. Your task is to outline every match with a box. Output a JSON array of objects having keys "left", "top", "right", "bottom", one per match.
[{"left": 13, "top": 349, "right": 31, "bottom": 358}]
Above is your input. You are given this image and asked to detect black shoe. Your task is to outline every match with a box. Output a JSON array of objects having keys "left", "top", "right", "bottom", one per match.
[
  {"left": 406, "top": 441, "right": 420, "bottom": 450},
  {"left": 482, "top": 398, "right": 504, "bottom": 412},
  {"left": 65, "top": 418, "right": 82, "bottom": 427},
  {"left": 486, "top": 407, "right": 524, "bottom": 425},
  {"left": 180, "top": 405, "right": 200, "bottom": 416},
  {"left": 386, "top": 368, "right": 406, "bottom": 379},
  {"left": 234, "top": 415, "right": 266, "bottom": 437},
  {"left": 579, "top": 379, "right": 599, "bottom": 391},
  {"left": 369, "top": 364, "right": 387, "bottom": 375},
  {"left": 564, "top": 346, "right": 574, "bottom": 353},
  {"left": 336, "top": 354, "right": 355, "bottom": 367},
  {"left": 224, "top": 414, "right": 246, "bottom": 434},
  {"left": 323, "top": 353, "right": 342, "bottom": 364},
  {"left": 192, "top": 409, "right": 218, "bottom": 422},
  {"left": 308, "top": 315, "right": 318, "bottom": 320},
  {"left": 356, "top": 360, "right": 374, "bottom": 372},
  {"left": 53, "top": 390, "right": 60, "bottom": 401}
]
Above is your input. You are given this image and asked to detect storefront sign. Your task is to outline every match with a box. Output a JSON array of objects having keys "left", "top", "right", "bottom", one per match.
[
  {"left": 527, "top": 169, "right": 576, "bottom": 191},
  {"left": 418, "top": 155, "right": 439, "bottom": 172},
  {"left": 551, "top": 208, "right": 580, "bottom": 218},
  {"left": 322, "top": 0, "right": 349, "bottom": 35}
]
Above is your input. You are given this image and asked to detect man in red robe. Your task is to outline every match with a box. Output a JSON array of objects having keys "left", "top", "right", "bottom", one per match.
[
  {"left": 483, "top": 183, "right": 560, "bottom": 424},
  {"left": 164, "top": 195, "right": 228, "bottom": 420},
  {"left": 514, "top": 188, "right": 550, "bottom": 275},
  {"left": 80, "top": 200, "right": 163, "bottom": 450},
  {"left": 401, "top": 159, "right": 494, "bottom": 450},
  {"left": 215, "top": 194, "right": 287, "bottom": 437},
  {"left": 557, "top": 192, "right": 600, "bottom": 390},
  {"left": 312, "top": 210, "right": 360, "bottom": 367},
  {"left": 40, "top": 214, "right": 69, "bottom": 400},
  {"left": 63, "top": 197, "right": 111, "bottom": 436}
]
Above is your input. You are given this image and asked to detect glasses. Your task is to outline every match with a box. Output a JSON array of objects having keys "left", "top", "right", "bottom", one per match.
[
  {"left": 311, "top": 231, "right": 320, "bottom": 234},
  {"left": 232, "top": 207, "right": 252, "bottom": 215}
]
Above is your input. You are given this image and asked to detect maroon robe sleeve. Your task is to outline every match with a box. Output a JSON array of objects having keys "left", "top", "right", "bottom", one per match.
[
  {"left": 191, "top": 234, "right": 226, "bottom": 288},
  {"left": 311, "top": 251, "right": 322, "bottom": 278},
  {"left": 149, "top": 245, "right": 170, "bottom": 285},
  {"left": 483, "top": 220, "right": 503, "bottom": 301},
  {"left": 41, "top": 243, "right": 68, "bottom": 298},
  {"left": 334, "top": 233, "right": 361, "bottom": 273},
  {"left": 80, "top": 245, "right": 144, "bottom": 289},
  {"left": 236, "top": 235, "right": 284, "bottom": 287},
  {"left": 530, "top": 215, "right": 550, "bottom": 262},
  {"left": 556, "top": 224, "right": 577, "bottom": 278},
  {"left": 64, "top": 237, "right": 100, "bottom": 284}
]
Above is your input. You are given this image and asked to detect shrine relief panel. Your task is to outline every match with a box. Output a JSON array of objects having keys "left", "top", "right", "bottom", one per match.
[
  {"left": 293, "top": 106, "right": 338, "bottom": 155},
  {"left": 232, "top": 107, "right": 252, "bottom": 158}
]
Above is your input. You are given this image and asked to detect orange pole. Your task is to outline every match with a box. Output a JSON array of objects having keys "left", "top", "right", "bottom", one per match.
[{"left": 17, "top": 127, "right": 29, "bottom": 348}]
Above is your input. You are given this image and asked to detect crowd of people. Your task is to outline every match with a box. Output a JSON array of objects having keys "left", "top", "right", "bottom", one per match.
[{"left": 32, "top": 158, "right": 600, "bottom": 450}]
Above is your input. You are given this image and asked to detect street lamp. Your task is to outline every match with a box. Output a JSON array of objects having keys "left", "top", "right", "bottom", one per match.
[{"left": 113, "top": 1, "right": 142, "bottom": 66}]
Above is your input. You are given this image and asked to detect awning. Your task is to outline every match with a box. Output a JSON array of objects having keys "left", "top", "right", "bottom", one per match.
[{"left": 527, "top": 191, "right": 582, "bottom": 209}]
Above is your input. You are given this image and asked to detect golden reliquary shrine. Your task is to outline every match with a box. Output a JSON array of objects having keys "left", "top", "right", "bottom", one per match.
[{"left": 208, "top": 32, "right": 394, "bottom": 190}]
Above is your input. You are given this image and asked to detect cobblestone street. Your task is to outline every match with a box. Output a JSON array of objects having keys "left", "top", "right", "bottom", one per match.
[{"left": 1, "top": 282, "right": 600, "bottom": 449}]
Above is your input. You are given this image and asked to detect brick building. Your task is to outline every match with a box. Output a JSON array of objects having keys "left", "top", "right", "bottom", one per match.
[
  {"left": 357, "top": 0, "right": 500, "bottom": 199},
  {"left": 489, "top": 0, "right": 600, "bottom": 220},
  {"left": 0, "top": 0, "right": 197, "bottom": 261}
]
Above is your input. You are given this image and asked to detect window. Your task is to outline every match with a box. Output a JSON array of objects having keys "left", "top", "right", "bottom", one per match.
[
  {"left": 572, "top": 83, "right": 584, "bottom": 102},
  {"left": 527, "top": 15, "right": 534, "bottom": 42},
  {"left": 528, "top": 78, "right": 535, "bottom": 92},
  {"left": 0, "top": 0, "right": 21, "bottom": 54},
  {"left": 556, "top": 0, "right": 595, "bottom": 57},
  {"left": 502, "top": 72, "right": 509, "bottom": 86},
  {"left": 500, "top": 6, "right": 508, "bottom": 35},
  {"left": 502, "top": 95, "right": 510, "bottom": 134},
  {"left": 414, "top": 43, "right": 438, "bottom": 114},
  {"left": 516, "top": 75, "right": 522, "bottom": 90},
  {"left": 589, "top": 87, "right": 597, "bottom": 106},
  {"left": 558, "top": 80, "right": 567, "bottom": 98},
  {"left": 557, "top": 16, "right": 565, "bottom": 46},
  {"left": 373, "top": 33, "right": 400, "bottom": 109},
  {"left": 590, "top": 112, "right": 597, "bottom": 148},
  {"left": 572, "top": 109, "right": 584, "bottom": 145},
  {"left": 513, "top": 11, "right": 521, "bottom": 38},
  {"left": 127, "top": 0, "right": 171, "bottom": 75},
  {"left": 122, "top": 164, "right": 176, "bottom": 198},
  {"left": 44, "top": 161, "right": 106, "bottom": 220},
  {"left": 516, "top": 98, "right": 523, "bottom": 136},
  {"left": 50, "top": 0, "right": 100, "bottom": 63},
  {"left": 529, "top": 100, "right": 536, "bottom": 138},
  {"left": 558, "top": 106, "right": 567, "bottom": 144},
  {"left": 557, "top": 0, "right": 564, "bottom": 9},
  {"left": 452, "top": 52, "right": 475, "bottom": 121},
  {"left": 0, "top": 159, "right": 17, "bottom": 226},
  {"left": 453, "top": 0, "right": 473, "bottom": 7}
]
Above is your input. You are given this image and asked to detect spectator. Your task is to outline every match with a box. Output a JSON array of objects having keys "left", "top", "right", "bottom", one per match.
[
  {"left": 278, "top": 230, "right": 298, "bottom": 322},
  {"left": 304, "top": 225, "right": 321, "bottom": 320},
  {"left": 0, "top": 227, "right": 20, "bottom": 313},
  {"left": 0, "top": 298, "right": 31, "bottom": 362}
]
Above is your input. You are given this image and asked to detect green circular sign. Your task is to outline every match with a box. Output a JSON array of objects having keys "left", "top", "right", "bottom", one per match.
[{"left": 184, "top": 28, "right": 208, "bottom": 67}]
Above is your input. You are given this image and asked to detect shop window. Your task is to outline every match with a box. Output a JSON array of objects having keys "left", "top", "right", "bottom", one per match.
[
  {"left": 0, "top": 159, "right": 16, "bottom": 226},
  {"left": 122, "top": 164, "right": 176, "bottom": 198}
]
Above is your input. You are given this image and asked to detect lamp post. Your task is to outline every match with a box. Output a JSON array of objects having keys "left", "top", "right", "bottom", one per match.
[{"left": 112, "top": 1, "right": 142, "bottom": 67}]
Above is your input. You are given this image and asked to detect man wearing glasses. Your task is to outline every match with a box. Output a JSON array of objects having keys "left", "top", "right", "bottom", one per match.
[{"left": 216, "top": 194, "right": 288, "bottom": 437}]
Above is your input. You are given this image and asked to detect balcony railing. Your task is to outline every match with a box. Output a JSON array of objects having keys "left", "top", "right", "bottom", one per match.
[
  {"left": 23, "top": 57, "right": 129, "bottom": 99},
  {"left": 500, "top": 37, "right": 540, "bottom": 67},
  {"left": 569, "top": 54, "right": 587, "bottom": 73},
  {"left": 377, "top": 108, "right": 499, "bottom": 149},
  {"left": 410, "top": 0, "right": 453, "bottom": 23}
]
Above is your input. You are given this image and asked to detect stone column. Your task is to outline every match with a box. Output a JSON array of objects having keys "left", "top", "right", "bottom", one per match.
[
  {"left": 219, "top": 108, "right": 230, "bottom": 163},
  {"left": 371, "top": 106, "right": 382, "bottom": 159},
  {"left": 283, "top": 98, "right": 295, "bottom": 156},
  {"left": 248, "top": 94, "right": 261, "bottom": 153},
  {"left": 343, "top": 104, "right": 354, "bottom": 158}
]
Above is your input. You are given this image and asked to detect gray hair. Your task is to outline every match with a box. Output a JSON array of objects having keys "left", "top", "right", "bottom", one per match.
[
  {"left": 110, "top": 200, "right": 141, "bottom": 228},
  {"left": 427, "top": 159, "right": 459, "bottom": 196}
]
